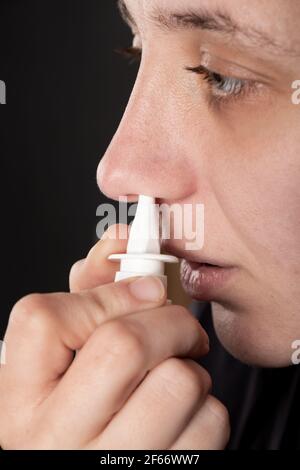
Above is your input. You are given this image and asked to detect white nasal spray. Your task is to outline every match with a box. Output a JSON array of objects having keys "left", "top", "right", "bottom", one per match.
[{"left": 108, "top": 195, "right": 178, "bottom": 290}]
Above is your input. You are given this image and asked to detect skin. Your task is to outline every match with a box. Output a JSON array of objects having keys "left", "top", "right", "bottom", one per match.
[
  {"left": 0, "top": 0, "right": 298, "bottom": 450},
  {"left": 0, "top": 225, "right": 228, "bottom": 449},
  {"left": 98, "top": 0, "right": 300, "bottom": 367}
]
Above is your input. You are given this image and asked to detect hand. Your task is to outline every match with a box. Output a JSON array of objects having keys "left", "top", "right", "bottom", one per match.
[{"left": 0, "top": 224, "right": 230, "bottom": 449}]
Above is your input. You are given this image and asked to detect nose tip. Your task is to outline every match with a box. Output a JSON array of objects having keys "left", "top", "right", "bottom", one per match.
[
  {"left": 97, "top": 147, "right": 136, "bottom": 201},
  {"left": 97, "top": 139, "right": 196, "bottom": 203},
  {"left": 97, "top": 149, "right": 141, "bottom": 203},
  {"left": 96, "top": 155, "right": 111, "bottom": 197}
]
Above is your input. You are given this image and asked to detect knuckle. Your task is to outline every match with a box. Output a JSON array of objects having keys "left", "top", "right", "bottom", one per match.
[
  {"left": 169, "top": 304, "right": 191, "bottom": 319},
  {"left": 88, "top": 286, "right": 118, "bottom": 319},
  {"left": 80, "top": 288, "right": 108, "bottom": 324},
  {"left": 169, "top": 305, "right": 205, "bottom": 334},
  {"left": 93, "top": 318, "right": 146, "bottom": 364},
  {"left": 9, "top": 293, "right": 54, "bottom": 334},
  {"left": 155, "top": 357, "right": 210, "bottom": 403},
  {"left": 90, "top": 282, "right": 130, "bottom": 318}
]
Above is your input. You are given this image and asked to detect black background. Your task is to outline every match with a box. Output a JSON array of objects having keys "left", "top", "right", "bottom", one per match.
[
  {"left": 1, "top": 1, "right": 300, "bottom": 452},
  {"left": 0, "top": 0, "right": 137, "bottom": 336}
]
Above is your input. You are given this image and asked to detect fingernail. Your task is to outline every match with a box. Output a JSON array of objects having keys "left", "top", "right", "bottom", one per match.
[{"left": 128, "top": 276, "right": 165, "bottom": 302}]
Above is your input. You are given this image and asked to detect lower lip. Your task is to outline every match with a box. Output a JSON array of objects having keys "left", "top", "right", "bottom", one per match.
[{"left": 180, "top": 259, "right": 236, "bottom": 301}]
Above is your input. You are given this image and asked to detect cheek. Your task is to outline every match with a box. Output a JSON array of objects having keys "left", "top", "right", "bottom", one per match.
[
  {"left": 186, "top": 97, "right": 300, "bottom": 366},
  {"left": 205, "top": 124, "right": 300, "bottom": 367},
  {"left": 206, "top": 115, "right": 300, "bottom": 276}
]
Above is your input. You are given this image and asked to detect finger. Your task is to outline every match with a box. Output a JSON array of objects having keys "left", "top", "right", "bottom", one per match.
[
  {"left": 86, "top": 359, "right": 211, "bottom": 450},
  {"left": 69, "top": 224, "right": 130, "bottom": 292},
  {"left": 170, "top": 395, "right": 230, "bottom": 450},
  {"left": 39, "top": 307, "right": 210, "bottom": 448},
  {"left": 2, "top": 275, "right": 167, "bottom": 405}
]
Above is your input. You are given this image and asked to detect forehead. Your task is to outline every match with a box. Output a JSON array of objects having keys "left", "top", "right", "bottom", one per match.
[
  {"left": 125, "top": 0, "right": 300, "bottom": 47},
  {"left": 121, "top": 0, "right": 300, "bottom": 64}
]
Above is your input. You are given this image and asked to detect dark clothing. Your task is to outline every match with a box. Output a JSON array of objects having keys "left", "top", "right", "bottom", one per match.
[{"left": 192, "top": 301, "right": 300, "bottom": 450}]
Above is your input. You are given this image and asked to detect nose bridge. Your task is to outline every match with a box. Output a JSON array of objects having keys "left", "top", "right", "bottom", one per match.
[
  {"left": 97, "top": 62, "right": 196, "bottom": 200},
  {"left": 118, "top": 60, "right": 169, "bottom": 142}
]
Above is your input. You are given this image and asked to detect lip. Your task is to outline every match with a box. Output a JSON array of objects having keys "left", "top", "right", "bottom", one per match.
[
  {"left": 180, "top": 259, "right": 236, "bottom": 301},
  {"left": 161, "top": 241, "right": 236, "bottom": 301}
]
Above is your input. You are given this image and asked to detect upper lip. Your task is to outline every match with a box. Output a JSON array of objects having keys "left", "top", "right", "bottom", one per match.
[{"left": 161, "top": 240, "right": 233, "bottom": 268}]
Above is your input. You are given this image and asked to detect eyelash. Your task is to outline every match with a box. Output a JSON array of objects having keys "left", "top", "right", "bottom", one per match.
[
  {"left": 184, "top": 64, "right": 256, "bottom": 106},
  {"left": 115, "top": 46, "right": 258, "bottom": 106},
  {"left": 114, "top": 46, "right": 142, "bottom": 65}
]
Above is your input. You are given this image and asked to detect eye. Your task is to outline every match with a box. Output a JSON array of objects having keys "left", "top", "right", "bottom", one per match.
[
  {"left": 114, "top": 47, "right": 260, "bottom": 106},
  {"left": 185, "top": 64, "right": 258, "bottom": 105},
  {"left": 114, "top": 46, "right": 142, "bottom": 65}
]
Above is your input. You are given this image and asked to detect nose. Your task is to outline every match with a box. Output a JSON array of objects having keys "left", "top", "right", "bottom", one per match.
[{"left": 97, "top": 63, "right": 197, "bottom": 202}]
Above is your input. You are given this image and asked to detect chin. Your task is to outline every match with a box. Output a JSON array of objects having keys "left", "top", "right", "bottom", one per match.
[{"left": 210, "top": 302, "right": 293, "bottom": 368}]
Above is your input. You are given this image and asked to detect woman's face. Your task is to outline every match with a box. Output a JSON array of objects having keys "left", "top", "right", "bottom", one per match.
[{"left": 97, "top": 0, "right": 300, "bottom": 367}]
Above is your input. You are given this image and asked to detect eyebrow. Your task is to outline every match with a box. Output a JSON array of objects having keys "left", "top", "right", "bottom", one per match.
[{"left": 117, "top": 0, "right": 299, "bottom": 58}]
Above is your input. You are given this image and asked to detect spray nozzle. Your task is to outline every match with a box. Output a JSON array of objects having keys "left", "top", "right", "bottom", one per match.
[{"left": 108, "top": 195, "right": 178, "bottom": 287}]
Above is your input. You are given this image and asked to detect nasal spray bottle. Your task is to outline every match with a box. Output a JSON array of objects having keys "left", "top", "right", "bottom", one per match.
[{"left": 108, "top": 195, "right": 178, "bottom": 302}]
